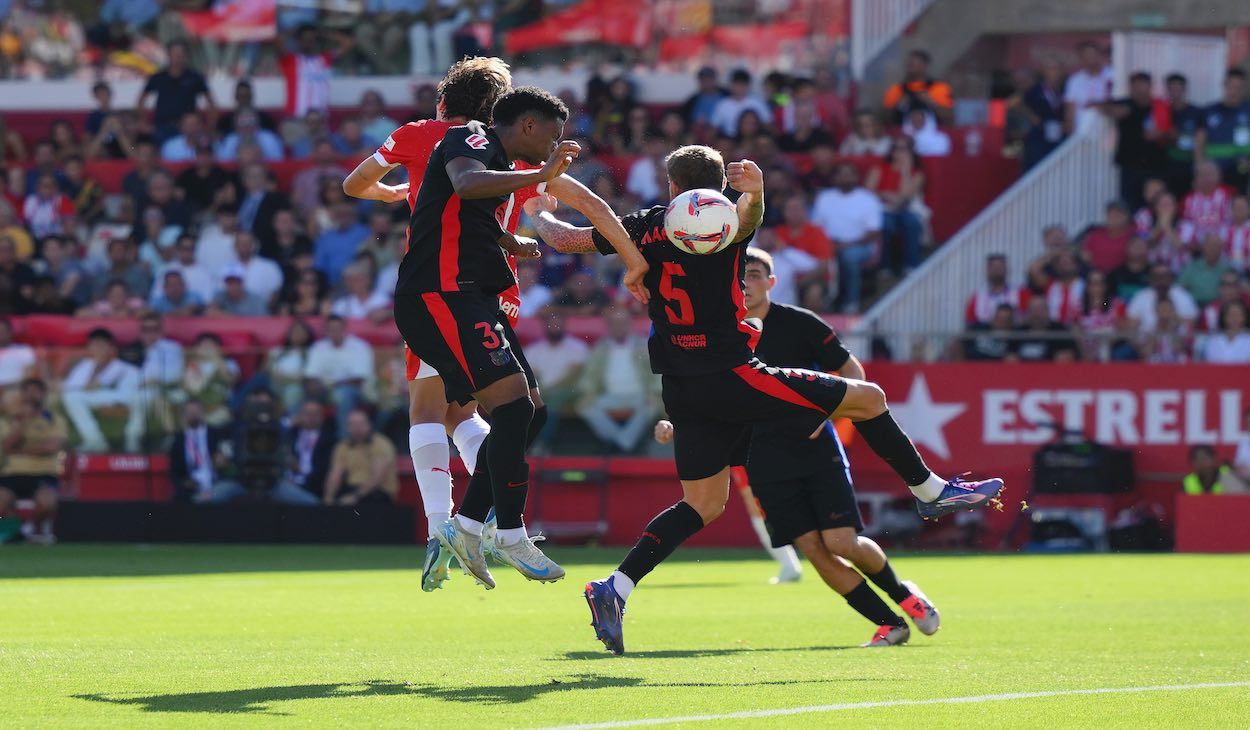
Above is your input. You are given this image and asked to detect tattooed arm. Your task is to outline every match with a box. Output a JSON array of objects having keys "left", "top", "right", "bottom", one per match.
[{"left": 525, "top": 202, "right": 599, "bottom": 254}]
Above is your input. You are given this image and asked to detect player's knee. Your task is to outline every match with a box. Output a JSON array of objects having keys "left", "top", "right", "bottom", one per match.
[
  {"left": 844, "top": 381, "right": 887, "bottom": 421},
  {"left": 792, "top": 531, "right": 824, "bottom": 560},
  {"left": 821, "top": 530, "right": 858, "bottom": 559},
  {"left": 685, "top": 494, "right": 726, "bottom": 523}
]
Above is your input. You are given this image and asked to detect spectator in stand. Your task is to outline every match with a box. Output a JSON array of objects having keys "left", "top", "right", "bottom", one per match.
[
  {"left": 839, "top": 109, "right": 891, "bottom": 158},
  {"left": 682, "top": 66, "right": 727, "bottom": 130},
  {"left": 811, "top": 162, "right": 882, "bottom": 313},
  {"left": 798, "top": 143, "right": 837, "bottom": 191},
  {"left": 624, "top": 136, "right": 667, "bottom": 207},
  {"left": 323, "top": 406, "right": 397, "bottom": 506},
  {"left": 0, "top": 236, "right": 36, "bottom": 310},
  {"left": 79, "top": 280, "right": 145, "bottom": 319},
  {"left": 1109, "top": 236, "right": 1153, "bottom": 303},
  {"left": 216, "top": 79, "right": 277, "bottom": 137},
  {"left": 278, "top": 267, "right": 331, "bottom": 318},
  {"left": 1183, "top": 160, "right": 1234, "bottom": 241},
  {"left": 1082, "top": 200, "right": 1136, "bottom": 273},
  {"left": 85, "top": 81, "right": 117, "bottom": 141},
  {"left": 1028, "top": 226, "right": 1082, "bottom": 293},
  {"left": 237, "top": 163, "right": 290, "bottom": 251},
  {"left": 135, "top": 207, "right": 182, "bottom": 272},
  {"left": 774, "top": 195, "right": 835, "bottom": 294},
  {"left": 1045, "top": 251, "right": 1086, "bottom": 325},
  {"left": 194, "top": 204, "right": 242, "bottom": 278},
  {"left": 25, "top": 140, "right": 69, "bottom": 193},
  {"left": 331, "top": 262, "right": 390, "bottom": 323},
  {"left": 777, "top": 96, "right": 834, "bottom": 153},
  {"left": 1226, "top": 195, "right": 1250, "bottom": 272},
  {"left": 870, "top": 139, "right": 927, "bottom": 275},
  {"left": 0, "top": 378, "right": 65, "bottom": 544},
  {"left": 1104, "top": 71, "right": 1168, "bottom": 209},
  {"left": 1163, "top": 73, "right": 1204, "bottom": 196},
  {"left": 159, "top": 112, "right": 212, "bottom": 163},
  {"left": 64, "top": 156, "right": 104, "bottom": 224},
  {"left": 314, "top": 199, "right": 368, "bottom": 287},
  {"left": 1076, "top": 269, "right": 1132, "bottom": 361},
  {"left": 710, "top": 69, "right": 771, "bottom": 139},
  {"left": 733, "top": 110, "right": 767, "bottom": 147},
  {"left": 1063, "top": 40, "right": 1114, "bottom": 132},
  {"left": 523, "top": 310, "right": 589, "bottom": 451},
  {"left": 901, "top": 107, "right": 951, "bottom": 156},
  {"left": 181, "top": 333, "right": 239, "bottom": 428},
  {"left": 218, "top": 109, "right": 285, "bottom": 162},
  {"left": 1139, "top": 298, "right": 1193, "bottom": 363},
  {"left": 356, "top": 89, "right": 398, "bottom": 149},
  {"left": 121, "top": 141, "right": 163, "bottom": 209},
  {"left": 622, "top": 107, "right": 657, "bottom": 155},
  {"left": 516, "top": 261, "right": 552, "bottom": 319},
  {"left": 752, "top": 228, "right": 819, "bottom": 307},
  {"left": 1128, "top": 263, "right": 1199, "bottom": 333},
  {"left": 288, "top": 109, "right": 345, "bottom": 159},
  {"left": 210, "top": 267, "right": 268, "bottom": 317},
  {"left": 0, "top": 318, "right": 35, "bottom": 389},
  {"left": 270, "top": 399, "right": 335, "bottom": 505},
  {"left": 335, "top": 118, "right": 374, "bottom": 159},
  {"left": 1200, "top": 273, "right": 1249, "bottom": 331},
  {"left": 1201, "top": 300, "right": 1250, "bottom": 364},
  {"left": 961, "top": 303, "right": 1016, "bottom": 361},
  {"left": 231, "top": 231, "right": 284, "bottom": 307},
  {"left": 1183, "top": 444, "right": 1246, "bottom": 495},
  {"left": 136, "top": 312, "right": 184, "bottom": 425},
  {"left": 966, "top": 253, "right": 1027, "bottom": 325},
  {"left": 138, "top": 40, "right": 215, "bottom": 144},
  {"left": 168, "top": 400, "right": 239, "bottom": 504},
  {"left": 1018, "top": 57, "right": 1067, "bottom": 172},
  {"left": 291, "top": 140, "right": 348, "bottom": 219},
  {"left": 48, "top": 120, "right": 81, "bottom": 162},
  {"left": 1009, "top": 296, "right": 1079, "bottom": 363},
  {"left": 553, "top": 269, "right": 610, "bottom": 316},
  {"left": 304, "top": 315, "right": 374, "bottom": 435},
  {"left": 1196, "top": 68, "right": 1250, "bottom": 191},
  {"left": 141, "top": 170, "right": 191, "bottom": 229},
  {"left": 91, "top": 239, "right": 151, "bottom": 301},
  {"left": 149, "top": 270, "right": 205, "bottom": 316},
  {"left": 34, "top": 236, "right": 89, "bottom": 309},
  {"left": 265, "top": 320, "right": 316, "bottom": 414},
  {"left": 265, "top": 209, "right": 313, "bottom": 273},
  {"left": 1142, "top": 191, "right": 1192, "bottom": 273},
  {"left": 281, "top": 24, "right": 343, "bottom": 119},
  {"left": 883, "top": 49, "right": 952, "bottom": 125},
  {"left": 577, "top": 308, "right": 658, "bottom": 454},
  {"left": 22, "top": 174, "right": 76, "bottom": 239},
  {"left": 1180, "top": 233, "right": 1237, "bottom": 306},
  {"left": 176, "top": 144, "right": 239, "bottom": 216},
  {"left": 86, "top": 110, "right": 148, "bottom": 161},
  {"left": 157, "top": 234, "right": 215, "bottom": 303},
  {"left": 407, "top": 1, "right": 469, "bottom": 77},
  {"left": 61, "top": 328, "right": 143, "bottom": 453}
]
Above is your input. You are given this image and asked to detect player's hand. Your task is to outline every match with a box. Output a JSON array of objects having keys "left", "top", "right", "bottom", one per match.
[
  {"left": 381, "top": 183, "right": 409, "bottom": 204},
  {"left": 498, "top": 231, "right": 541, "bottom": 259},
  {"left": 523, "top": 192, "right": 559, "bottom": 218},
  {"left": 464, "top": 119, "right": 487, "bottom": 136},
  {"left": 654, "top": 420, "right": 674, "bottom": 445},
  {"left": 727, "top": 159, "right": 763, "bottom": 195},
  {"left": 623, "top": 261, "right": 649, "bottom": 305},
  {"left": 540, "top": 140, "right": 581, "bottom": 181}
]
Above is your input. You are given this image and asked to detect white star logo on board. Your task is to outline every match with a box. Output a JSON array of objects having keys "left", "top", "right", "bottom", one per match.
[{"left": 888, "top": 374, "right": 966, "bottom": 461}]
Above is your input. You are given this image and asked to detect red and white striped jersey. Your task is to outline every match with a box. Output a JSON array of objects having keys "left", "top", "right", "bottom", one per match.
[
  {"left": 1045, "top": 278, "right": 1085, "bottom": 324},
  {"left": 964, "top": 285, "right": 1029, "bottom": 324},
  {"left": 280, "top": 52, "right": 333, "bottom": 118},
  {"left": 1225, "top": 221, "right": 1250, "bottom": 271},
  {"left": 1181, "top": 186, "right": 1234, "bottom": 239}
]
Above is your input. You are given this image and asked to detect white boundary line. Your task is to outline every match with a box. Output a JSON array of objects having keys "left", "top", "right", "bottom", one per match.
[{"left": 532, "top": 681, "right": 1250, "bottom": 730}]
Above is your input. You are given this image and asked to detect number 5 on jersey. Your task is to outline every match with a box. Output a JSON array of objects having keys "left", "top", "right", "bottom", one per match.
[{"left": 659, "top": 262, "right": 694, "bottom": 326}]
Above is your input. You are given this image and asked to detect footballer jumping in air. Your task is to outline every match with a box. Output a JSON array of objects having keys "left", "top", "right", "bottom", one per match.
[
  {"left": 389, "top": 86, "right": 647, "bottom": 591},
  {"left": 528, "top": 144, "right": 1003, "bottom": 655}
]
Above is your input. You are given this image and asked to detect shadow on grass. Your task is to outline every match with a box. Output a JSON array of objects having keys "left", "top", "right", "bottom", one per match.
[
  {"left": 74, "top": 675, "right": 857, "bottom": 714},
  {"left": 559, "top": 644, "right": 891, "bottom": 660}
]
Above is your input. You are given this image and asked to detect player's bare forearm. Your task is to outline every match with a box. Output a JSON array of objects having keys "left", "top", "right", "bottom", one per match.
[
  {"left": 451, "top": 167, "right": 549, "bottom": 199},
  {"left": 531, "top": 211, "right": 599, "bottom": 253},
  {"left": 733, "top": 190, "right": 764, "bottom": 243},
  {"left": 546, "top": 175, "right": 646, "bottom": 268},
  {"left": 343, "top": 156, "right": 408, "bottom": 203}
]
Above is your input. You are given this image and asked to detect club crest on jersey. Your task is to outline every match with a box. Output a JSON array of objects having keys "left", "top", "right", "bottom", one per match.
[
  {"left": 383, "top": 135, "right": 396, "bottom": 151},
  {"left": 466, "top": 133, "right": 490, "bottom": 150}
]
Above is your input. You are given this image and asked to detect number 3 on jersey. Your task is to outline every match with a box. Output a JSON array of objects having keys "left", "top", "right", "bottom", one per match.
[{"left": 659, "top": 262, "right": 694, "bottom": 326}]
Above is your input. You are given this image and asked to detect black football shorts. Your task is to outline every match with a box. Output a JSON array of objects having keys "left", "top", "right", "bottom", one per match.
[
  {"left": 662, "top": 359, "right": 848, "bottom": 481},
  {"left": 751, "top": 459, "right": 864, "bottom": 547},
  {"left": 394, "top": 290, "right": 525, "bottom": 405}
]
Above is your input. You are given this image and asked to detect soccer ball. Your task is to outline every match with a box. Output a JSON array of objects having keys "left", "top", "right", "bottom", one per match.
[{"left": 664, "top": 189, "right": 739, "bottom": 255}]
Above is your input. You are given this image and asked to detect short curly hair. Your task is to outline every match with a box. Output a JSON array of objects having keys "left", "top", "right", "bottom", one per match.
[{"left": 437, "top": 56, "right": 512, "bottom": 124}]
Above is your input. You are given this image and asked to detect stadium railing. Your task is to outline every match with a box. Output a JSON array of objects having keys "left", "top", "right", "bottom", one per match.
[
  {"left": 850, "top": 0, "right": 937, "bottom": 79},
  {"left": 851, "top": 109, "right": 1118, "bottom": 358}
]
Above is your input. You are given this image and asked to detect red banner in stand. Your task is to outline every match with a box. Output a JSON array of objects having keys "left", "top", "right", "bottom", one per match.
[
  {"left": 850, "top": 364, "right": 1250, "bottom": 476},
  {"left": 181, "top": 0, "right": 276, "bottom": 43},
  {"left": 505, "top": 0, "right": 651, "bottom": 55}
]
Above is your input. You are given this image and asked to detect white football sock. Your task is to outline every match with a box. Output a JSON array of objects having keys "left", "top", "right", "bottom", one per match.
[
  {"left": 751, "top": 516, "right": 802, "bottom": 574},
  {"left": 452, "top": 414, "right": 490, "bottom": 475},
  {"left": 456, "top": 513, "right": 484, "bottom": 535},
  {"left": 909, "top": 472, "right": 947, "bottom": 502},
  {"left": 609, "top": 570, "right": 635, "bottom": 601},
  {"left": 496, "top": 526, "right": 528, "bottom": 545},
  {"left": 409, "top": 423, "right": 452, "bottom": 540}
]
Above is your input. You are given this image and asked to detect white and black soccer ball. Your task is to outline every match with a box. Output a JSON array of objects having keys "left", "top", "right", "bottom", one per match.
[{"left": 663, "top": 188, "right": 739, "bottom": 255}]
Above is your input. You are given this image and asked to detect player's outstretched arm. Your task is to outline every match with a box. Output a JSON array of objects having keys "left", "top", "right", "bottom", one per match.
[
  {"left": 525, "top": 197, "right": 598, "bottom": 253},
  {"left": 342, "top": 155, "right": 409, "bottom": 203},
  {"left": 727, "top": 159, "right": 764, "bottom": 244},
  {"left": 446, "top": 140, "right": 581, "bottom": 199},
  {"left": 525, "top": 188, "right": 649, "bottom": 304},
  {"left": 546, "top": 175, "right": 648, "bottom": 267}
]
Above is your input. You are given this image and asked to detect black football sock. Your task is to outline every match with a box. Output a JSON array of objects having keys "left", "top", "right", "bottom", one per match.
[
  {"left": 854, "top": 410, "right": 932, "bottom": 486},
  {"left": 616, "top": 501, "right": 705, "bottom": 585},
  {"left": 457, "top": 452, "right": 494, "bottom": 523},
  {"left": 844, "top": 580, "right": 906, "bottom": 627},
  {"left": 866, "top": 561, "right": 913, "bottom": 603},
  {"left": 485, "top": 396, "right": 534, "bottom": 530}
]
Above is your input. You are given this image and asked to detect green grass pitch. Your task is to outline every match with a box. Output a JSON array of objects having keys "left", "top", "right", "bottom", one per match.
[{"left": 2, "top": 545, "right": 1248, "bottom": 728}]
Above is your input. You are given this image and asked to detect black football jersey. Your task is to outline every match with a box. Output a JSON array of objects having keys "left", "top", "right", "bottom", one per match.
[
  {"left": 592, "top": 205, "right": 757, "bottom": 376},
  {"left": 397, "top": 126, "right": 515, "bottom": 297},
  {"left": 747, "top": 303, "right": 853, "bottom": 481}
]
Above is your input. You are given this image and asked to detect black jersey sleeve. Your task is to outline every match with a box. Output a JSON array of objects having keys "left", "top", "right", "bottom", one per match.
[
  {"left": 804, "top": 311, "right": 852, "bottom": 372},
  {"left": 439, "top": 126, "right": 498, "bottom": 167},
  {"left": 590, "top": 207, "right": 656, "bottom": 256}
]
